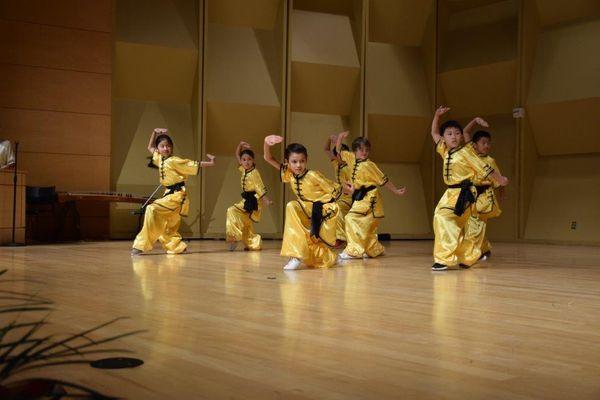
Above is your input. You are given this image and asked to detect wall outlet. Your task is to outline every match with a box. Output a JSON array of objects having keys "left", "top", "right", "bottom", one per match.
[{"left": 570, "top": 221, "right": 577, "bottom": 230}]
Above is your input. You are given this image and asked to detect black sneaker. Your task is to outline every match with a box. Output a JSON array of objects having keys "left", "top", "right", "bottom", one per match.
[
  {"left": 459, "top": 263, "right": 471, "bottom": 269},
  {"left": 479, "top": 251, "right": 491, "bottom": 260},
  {"left": 431, "top": 263, "right": 448, "bottom": 271}
]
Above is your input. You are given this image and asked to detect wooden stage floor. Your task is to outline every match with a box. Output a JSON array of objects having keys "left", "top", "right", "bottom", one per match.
[{"left": 1, "top": 240, "right": 599, "bottom": 399}]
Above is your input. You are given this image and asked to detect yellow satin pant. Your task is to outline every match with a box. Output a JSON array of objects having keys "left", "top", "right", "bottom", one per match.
[
  {"left": 462, "top": 215, "right": 491, "bottom": 256},
  {"left": 132, "top": 193, "right": 187, "bottom": 254},
  {"left": 335, "top": 197, "right": 352, "bottom": 242},
  {"left": 344, "top": 197, "right": 385, "bottom": 258},
  {"left": 433, "top": 192, "right": 481, "bottom": 266},
  {"left": 226, "top": 205, "right": 261, "bottom": 250},
  {"left": 280, "top": 201, "right": 338, "bottom": 268}
]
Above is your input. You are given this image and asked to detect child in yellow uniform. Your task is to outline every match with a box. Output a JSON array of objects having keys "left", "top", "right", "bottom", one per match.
[
  {"left": 324, "top": 133, "right": 352, "bottom": 247},
  {"left": 460, "top": 128, "right": 504, "bottom": 261},
  {"left": 335, "top": 131, "right": 407, "bottom": 260},
  {"left": 226, "top": 141, "right": 271, "bottom": 251},
  {"left": 132, "top": 128, "right": 215, "bottom": 255},
  {"left": 430, "top": 107, "right": 508, "bottom": 271},
  {"left": 264, "top": 135, "right": 347, "bottom": 270}
]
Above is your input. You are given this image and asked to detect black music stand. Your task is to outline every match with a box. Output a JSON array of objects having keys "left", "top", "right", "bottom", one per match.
[{"left": 2, "top": 141, "right": 26, "bottom": 247}]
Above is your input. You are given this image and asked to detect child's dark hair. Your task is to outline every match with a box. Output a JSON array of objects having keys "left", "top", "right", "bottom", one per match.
[
  {"left": 284, "top": 143, "right": 308, "bottom": 160},
  {"left": 332, "top": 143, "right": 350, "bottom": 157},
  {"left": 439, "top": 120, "right": 463, "bottom": 135},
  {"left": 155, "top": 134, "right": 173, "bottom": 148},
  {"left": 239, "top": 148, "right": 255, "bottom": 159},
  {"left": 352, "top": 137, "right": 371, "bottom": 152},
  {"left": 472, "top": 130, "right": 491, "bottom": 143}
]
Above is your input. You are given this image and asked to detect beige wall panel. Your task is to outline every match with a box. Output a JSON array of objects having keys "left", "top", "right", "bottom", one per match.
[
  {"left": 366, "top": 43, "right": 431, "bottom": 116},
  {"left": 368, "top": 114, "right": 429, "bottom": 163},
  {"left": 205, "top": 102, "right": 281, "bottom": 154},
  {"left": 525, "top": 155, "right": 600, "bottom": 243},
  {"left": 114, "top": 42, "right": 197, "bottom": 104},
  {"left": 208, "top": 0, "right": 280, "bottom": 29},
  {"left": 206, "top": 24, "right": 280, "bottom": 106},
  {"left": 377, "top": 163, "right": 431, "bottom": 236},
  {"left": 420, "top": 136, "right": 435, "bottom": 222},
  {"left": 438, "top": 60, "right": 516, "bottom": 118},
  {"left": 528, "top": 98, "right": 600, "bottom": 156},
  {"left": 447, "top": 0, "right": 517, "bottom": 30},
  {"left": 421, "top": 9, "right": 437, "bottom": 104},
  {"left": 0, "top": 0, "right": 112, "bottom": 32},
  {"left": 446, "top": 0, "right": 508, "bottom": 13},
  {"left": 0, "top": 108, "right": 110, "bottom": 156},
  {"left": 369, "top": 0, "right": 434, "bottom": 46},
  {"left": 520, "top": 118, "right": 538, "bottom": 237},
  {"left": 1, "top": 20, "right": 111, "bottom": 74},
  {"left": 441, "top": 19, "right": 517, "bottom": 72},
  {"left": 19, "top": 153, "right": 109, "bottom": 191},
  {"left": 293, "top": 0, "right": 355, "bottom": 16},
  {"left": 202, "top": 156, "right": 282, "bottom": 236},
  {"left": 291, "top": 62, "right": 359, "bottom": 115},
  {"left": 0, "top": 65, "right": 110, "bottom": 115},
  {"left": 521, "top": 0, "right": 540, "bottom": 102},
  {"left": 528, "top": 19, "right": 600, "bottom": 105},
  {"left": 289, "top": 112, "right": 348, "bottom": 180},
  {"left": 116, "top": 0, "right": 197, "bottom": 48},
  {"left": 291, "top": 10, "right": 359, "bottom": 67},
  {"left": 535, "top": 0, "right": 600, "bottom": 27}
]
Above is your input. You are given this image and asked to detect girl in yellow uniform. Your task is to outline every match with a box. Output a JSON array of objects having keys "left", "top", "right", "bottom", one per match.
[
  {"left": 132, "top": 128, "right": 215, "bottom": 255},
  {"left": 324, "top": 134, "right": 352, "bottom": 247},
  {"left": 226, "top": 141, "right": 270, "bottom": 251},
  {"left": 430, "top": 107, "right": 508, "bottom": 271},
  {"left": 335, "top": 131, "right": 407, "bottom": 260},
  {"left": 264, "top": 135, "right": 346, "bottom": 270},
  {"left": 461, "top": 129, "right": 504, "bottom": 261}
]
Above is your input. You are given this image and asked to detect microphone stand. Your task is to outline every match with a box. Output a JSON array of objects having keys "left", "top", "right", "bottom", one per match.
[{"left": 2, "top": 141, "right": 26, "bottom": 247}]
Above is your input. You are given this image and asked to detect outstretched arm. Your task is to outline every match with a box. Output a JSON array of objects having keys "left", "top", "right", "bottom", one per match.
[
  {"left": 235, "top": 141, "right": 250, "bottom": 164},
  {"left": 490, "top": 170, "right": 508, "bottom": 187},
  {"left": 384, "top": 180, "right": 407, "bottom": 197},
  {"left": 148, "top": 128, "right": 166, "bottom": 154},
  {"left": 324, "top": 134, "right": 336, "bottom": 161},
  {"left": 200, "top": 154, "right": 216, "bottom": 167},
  {"left": 463, "top": 117, "right": 489, "bottom": 143},
  {"left": 431, "top": 106, "right": 450, "bottom": 144},
  {"left": 263, "top": 135, "right": 284, "bottom": 170},
  {"left": 335, "top": 131, "right": 349, "bottom": 157}
]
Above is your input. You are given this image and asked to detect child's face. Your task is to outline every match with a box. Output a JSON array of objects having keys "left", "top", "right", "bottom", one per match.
[
  {"left": 287, "top": 152, "right": 307, "bottom": 175},
  {"left": 240, "top": 154, "right": 254, "bottom": 170},
  {"left": 443, "top": 127, "right": 462, "bottom": 149},
  {"left": 157, "top": 140, "right": 172, "bottom": 157},
  {"left": 474, "top": 137, "right": 491, "bottom": 156},
  {"left": 355, "top": 145, "right": 370, "bottom": 160}
]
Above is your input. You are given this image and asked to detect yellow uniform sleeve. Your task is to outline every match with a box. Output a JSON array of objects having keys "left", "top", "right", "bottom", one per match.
[
  {"left": 152, "top": 150, "right": 161, "bottom": 167},
  {"left": 238, "top": 165, "right": 245, "bottom": 173},
  {"left": 340, "top": 150, "right": 355, "bottom": 166},
  {"left": 436, "top": 139, "right": 448, "bottom": 158},
  {"left": 363, "top": 161, "right": 389, "bottom": 187},
  {"left": 487, "top": 157, "right": 502, "bottom": 188},
  {"left": 463, "top": 144, "right": 495, "bottom": 184},
  {"left": 169, "top": 156, "right": 200, "bottom": 176},
  {"left": 280, "top": 164, "right": 292, "bottom": 183},
  {"left": 251, "top": 170, "right": 268, "bottom": 198},
  {"left": 311, "top": 170, "right": 342, "bottom": 202}
]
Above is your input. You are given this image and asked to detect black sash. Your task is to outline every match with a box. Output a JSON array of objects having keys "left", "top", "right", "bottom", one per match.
[
  {"left": 476, "top": 185, "right": 491, "bottom": 196},
  {"left": 448, "top": 180, "right": 475, "bottom": 216},
  {"left": 165, "top": 181, "right": 185, "bottom": 195},
  {"left": 241, "top": 191, "right": 258, "bottom": 213},
  {"left": 310, "top": 201, "right": 324, "bottom": 238},
  {"left": 352, "top": 185, "right": 376, "bottom": 202}
]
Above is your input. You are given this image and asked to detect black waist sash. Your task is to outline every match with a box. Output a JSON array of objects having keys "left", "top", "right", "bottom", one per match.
[
  {"left": 165, "top": 181, "right": 185, "bottom": 195},
  {"left": 310, "top": 201, "right": 324, "bottom": 238},
  {"left": 241, "top": 191, "right": 258, "bottom": 213},
  {"left": 448, "top": 180, "right": 475, "bottom": 216},
  {"left": 476, "top": 184, "right": 491, "bottom": 196},
  {"left": 352, "top": 185, "right": 377, "bottom": 202}
]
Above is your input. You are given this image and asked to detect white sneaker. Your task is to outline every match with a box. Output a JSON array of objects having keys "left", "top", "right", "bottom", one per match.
[
  {"left": 228, "top": 242, "right": 238, "bottom": 251},
  {"left": 338, "top": 251, "right": 358, "bottom": 260},
  {"left": 283, "top": 258, "right": 302, "bottom": 270}
]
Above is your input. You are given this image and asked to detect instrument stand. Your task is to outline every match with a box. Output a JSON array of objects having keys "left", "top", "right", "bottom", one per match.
[{"left": 2, "top": 141, "right": 26, "bottom": 247}]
